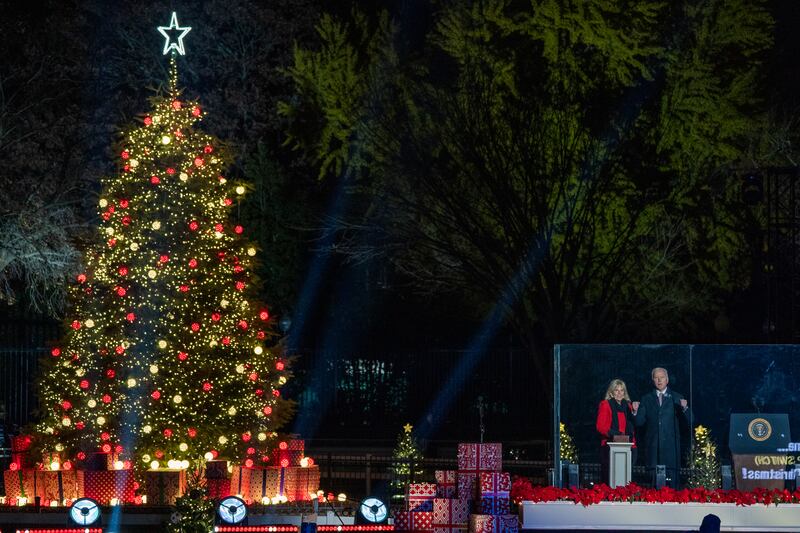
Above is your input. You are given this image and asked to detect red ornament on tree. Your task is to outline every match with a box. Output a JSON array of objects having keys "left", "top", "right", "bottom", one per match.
[
  {"left": 187, "top": 428, "right": 197, "bottom": 438},
  {"left": 276, "top": 361, "right": 285, "bottom": 371},
  {"left": 234, "top": 225, "right": 243, "bottom": 234},
  {"left": 188, "top": 258, "right": 198, "bottom": 268},
  {"left": 191, "top": 106, "right": 201, "bottom": 116},
  {"left": 188, "top": 221, "right": 199, "bottom": 231},
  {"left": 202, "top": 382, "right": 212, "bottom": 392},
  {"left": 51, "top": 348, "right": 61, "bottom": 357},
  {"left": 102, "top": 394, "right": 112, "bottom": 404},
  {"left": 259, "top": 310, "right": 269, "bottom": 321},
  {"left": 172, "top": 100, "right": 182, "bottom": 110},
  {"left": 163, "top": 428, "right": 173, "bottom": 438},
  {"left": 144, "top": 116, "right": 153, "bottom": 125},
  {"left": 77, "top": 274, "right": 87, "bottom": 283},
  {"left": 126, "top": 312, "right": 136, "bottom": 322},
  {"left": 150, "top": 175, "right": 161, "bottom": 185},
  {"left": 151, "top": 390, "right": 161, "bottom": 400},
  {"left": 177, "top": 352, "right": 188, "bottom": 361},
  {"left": 119, "top": 199, "right": 129, "bottom": 208},
  {"left": 71, "top": 321, "right": 81, "bottom": 330}
]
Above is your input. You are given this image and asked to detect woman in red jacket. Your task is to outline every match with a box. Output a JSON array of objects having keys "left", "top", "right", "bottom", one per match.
[{"left": 595, "top": 379, "right": 637, "bottom": 484}]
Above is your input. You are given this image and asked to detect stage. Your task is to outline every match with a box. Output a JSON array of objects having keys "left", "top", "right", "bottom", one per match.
[{"left": 520, "top": 500, "right": 800, "bottom": 531}]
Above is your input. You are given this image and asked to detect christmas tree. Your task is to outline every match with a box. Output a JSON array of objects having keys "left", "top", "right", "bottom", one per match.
[
  {"left": 559, "top": 422, "right": 579, "bottom": 464},
  {"left": 390, "top": 423, "right": 424, "bottom": 495},
  {"left": 33, "top": 13, "right": 293, "bottom": 470},
  {"left": 688, "top": 425, "right": 721, "bottom": 489}
]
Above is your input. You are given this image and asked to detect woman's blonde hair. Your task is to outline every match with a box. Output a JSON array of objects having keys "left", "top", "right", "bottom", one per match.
[{"left": 604, "top": 379, "right": 630, "bottom": 401}]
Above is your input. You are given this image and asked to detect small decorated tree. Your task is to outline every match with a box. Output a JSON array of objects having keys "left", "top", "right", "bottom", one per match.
[
  {"left": 688, "top": 425, "right": 721, "bottom": 488},
  {"left": 559, "top": 422, "right": 579, "bottom": 464},
  {"left": 390, "top": 423, "right": 424, "bottom": 496}
]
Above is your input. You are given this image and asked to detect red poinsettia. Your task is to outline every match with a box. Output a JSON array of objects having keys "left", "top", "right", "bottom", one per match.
[{"left": 511, "top": 476, "right": 800, "bottom": 508}]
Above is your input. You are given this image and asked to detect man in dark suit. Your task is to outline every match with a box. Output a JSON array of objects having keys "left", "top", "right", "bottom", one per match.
[{"left": 632, "top": 367, "right": 691, "bottom": 488}]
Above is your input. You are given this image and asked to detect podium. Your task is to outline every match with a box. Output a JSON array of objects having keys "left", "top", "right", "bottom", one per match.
[
  {"left": 729, "top": 413, "right": 791, "bottom": 491},
  {"left": 607, "top": 441, "right": 633, "bottom": 488}
]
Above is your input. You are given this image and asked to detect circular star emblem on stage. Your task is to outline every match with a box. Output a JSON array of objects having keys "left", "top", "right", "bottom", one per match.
[
  {"left": 158, "top": 12, "right": 192, "bottom": 56},
  {"left": 748, "top": 418, "right": 772, "bottom": 442}
]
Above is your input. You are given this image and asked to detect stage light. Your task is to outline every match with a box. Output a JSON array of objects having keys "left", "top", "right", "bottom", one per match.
[
  {"left": 357, "top": 497, "right": 389, "bottom": 524},
  {"left": 218, "top": 495, "right": 248, "bottom": 525},
  {"left": 69, "top": 497, "right": 101, "bottom": 526}
]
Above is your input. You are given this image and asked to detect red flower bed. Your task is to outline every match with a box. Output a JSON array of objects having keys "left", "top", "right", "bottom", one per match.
[{"left": 511, "top": 476, "right": 800, "bottom": 507}]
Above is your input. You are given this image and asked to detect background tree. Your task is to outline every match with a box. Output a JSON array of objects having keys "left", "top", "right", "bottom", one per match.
[
  {"left": 281, "top": 0, "right": 774, "bottom": 397},
  {"left": 390, "top": 423, "right": 424, "bottom": 497},
  {"left": 688, "top": 425, "right": 721, "bottom": 489},
  {"left": 33, "top": 59, "right": 293, "bottom": 467}
]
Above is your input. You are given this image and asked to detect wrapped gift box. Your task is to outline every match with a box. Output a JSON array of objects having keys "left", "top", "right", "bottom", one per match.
[
  {"left": 457, "top": 444, "right": 502, "bottom": 473},
  {"left": 207, "top": 478, "right": 231, "bottom": 499},
  {"left": 143, "top": 469, "right": 187, "bottom": 505},
  {"left": 205, "top": 460, "right": 229, "bottom": 480},
  {"left": 248, "top": 467, "right": 280, "bottom": 500},
  {"left": 284, "top": 465, "right": 320, "bottom": 501},
  {"left": 478, "top": 472, "right": 510, "bottom": 514},
  {"left": 36, "top": 470, "right": 84, "bottom": 502},
  {"left": 11, "top": 452, "right": 34, "bottom": 469},
  {"left": 271, "top": 448, "right": 290, "bottom": 467},
  {"left": 83, "top": 470, "right": 135, "bottom": 504},
  {"left": 10, "top": 435, "right": 33, "bottom": 453},
  {"left": 478, "top": 496, "right": 510, "bottom": 515},
  {"left": 395, "top": 510, "right": 433, "bottom": 531},
  {"left": 3, "top": 469, "right": 39, "bottom": 501},
  {"left": 288, "top": 439, "right": 305, "bottom": 465},
  {"left": 408, "top": 482, "right": 437, "bottom": 512},
  {"left": 230, "top": 466, "right": 253, "bottom": 497},
  {"left": 435, "top": 470, "right": 458, "bottom": 498},
  {"left": 456, "top": 472, "right": 477, "bottom": 501},
  {"left": 432, "top": 498, "right": 469, "bottom": 533},
  {"left": 468, "top": 514, "right": 518, "bottom": 533}
]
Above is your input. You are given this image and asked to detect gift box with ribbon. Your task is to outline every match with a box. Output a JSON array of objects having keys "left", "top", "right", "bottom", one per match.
[
  {"left": 435, "top": 470, "right": 458, "bottom": 498},
  {"left": 143, "top": 469, "right": 187, "bottom": 505},
  {"left": 36, "top": 470, "right": 85, "bottom": 503},
  {"left": 205, "top": 460, "right": 229, "bottom": 480},
  {"left": 248, "top": 467, "right": 280, "bottom": 500},
  {"left": 230, "top": 466, "right": 253, "bottom": 498},
  {"left": 468, "top": 514, "right": 518, "bottom": 533},
  {"left": 395, "top": 510, "right": 433, "bottom": 532},
  {"left": 477, "top": 472, "right": 510, "bottom": 514},
  {"left": 457, "top": 444, "right": 502, "bottom": 473},
  {"left": 407, "top": 482, "right": 437, "bottom": 512},
  {"left": 432, "top": 497, "right": 469, "bottom": 533},
  {"left": 83, "top": 470, "right": 135, "bottom": 504},
  {"left": 3, "top": 469, "right": 39, "bottom": 502},
  {"left": 284, "top": 465, "right": 320, "bottom": 501},
  {"left": 10, "top": 435, "right": 33, "bottom": 453},
  {"left": 207, "top": 477, "right": 231, "bottom": 499}
]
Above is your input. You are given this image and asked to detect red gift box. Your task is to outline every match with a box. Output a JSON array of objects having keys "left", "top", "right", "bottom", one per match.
[
  {"left": 435, "top": 470, "right": 457, "bottom": 498},
  {"left": 456, "top": 472, "right": 477, "bottom": 501},
  {"left": 143, "top": 469, "right": 187, "bottom": 505},
  {"left": 288, "top": 439, "right": 305, "bottom": 451},
  {"left": 468, "top": 514, "right": 518, "bottom": 533},
  {"left": 83, "top": 470, "right": 135, "bottom": 504},
  {"left": 457, "top": 444, "right": 501, "bottom": 473},
  {"left": 10, "top": 435, "right": 33, "bottom": 453},
  {"left": 407, "top": 482, "right": 437, "bottom": 511},
  {"left": 230, "top": 466, "right": 253, "bottom": 497},
  {"left": 36, "top": 470, "right": 84, "bottom": 503},
  {"left": 478, "top": 472, "right": 510, "bottom": 513},
  {"left": 11, "top": 452, "right": 34, "bottom": 469},
  {"left": 395, "top": 511, "right": 434, "bottom": 531},
  {"left": 3, "top": 469, "right": 39, "bottom": 502},
  {"left": 207, "top": 478, "right": 231, "bottom": 499},
  {"left": 205, "top": 460, "right": 229, "bottom": 480},
  {"left": 432, "top": 498, "right": 469, "bottom": 533},
  {"left": 285, "top": 465, "right": 320, "bottom": 501},
  {"left": 248, "top": 467, "right": 281, "bottom": 500}
]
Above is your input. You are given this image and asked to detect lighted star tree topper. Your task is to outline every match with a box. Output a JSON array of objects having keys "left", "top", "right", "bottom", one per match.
[{"left": 33, "top": 12, "right": 294, "bottom": 471}]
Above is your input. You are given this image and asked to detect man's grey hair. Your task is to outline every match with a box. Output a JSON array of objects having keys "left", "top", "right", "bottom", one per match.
[{"left": 651, "top": 367, "right": 669, "bottom": 379}]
